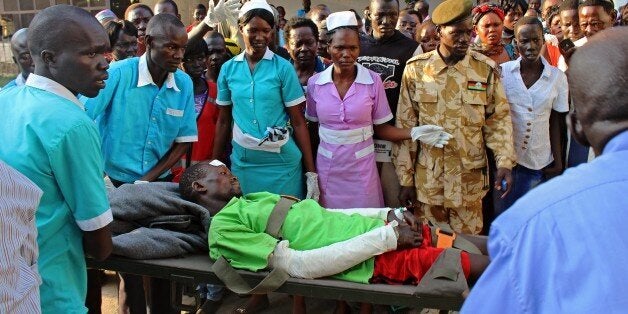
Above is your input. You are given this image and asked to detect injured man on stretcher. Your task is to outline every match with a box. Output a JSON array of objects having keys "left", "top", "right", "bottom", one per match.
[{"left": 180, "top": 160, "right": 490, "bottom": 288}]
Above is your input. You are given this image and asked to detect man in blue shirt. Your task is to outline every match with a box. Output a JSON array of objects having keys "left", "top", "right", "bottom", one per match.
[
  {"left": 83, "top": 13, "right": 197, "bottom": 313},
  {"left": 462, "top": 27, "right": 628, "bottom": 313},
  {"left": 1, "top": 28, "right": 32, "bottom": 90},
  {"left": 0, "top": 5, "right": 113, "bottom": 313}
]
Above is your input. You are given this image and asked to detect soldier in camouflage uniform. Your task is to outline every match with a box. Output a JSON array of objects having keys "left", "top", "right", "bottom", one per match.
[{"left": 392, "top": 0, "right": 516, "bottom": 234}]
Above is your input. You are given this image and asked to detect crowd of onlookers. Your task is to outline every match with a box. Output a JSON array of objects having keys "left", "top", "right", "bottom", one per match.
[{"left": 0, "top": 0, "right": 627, "bottom": 313}]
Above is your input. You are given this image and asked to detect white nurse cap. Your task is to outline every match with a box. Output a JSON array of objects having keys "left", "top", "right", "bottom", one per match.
[
  {"left": 326, "top": 11, "right": 358, "bottom": 32},
  {"left": 239, "top": 0, "right": 275, "bottom": 18}
]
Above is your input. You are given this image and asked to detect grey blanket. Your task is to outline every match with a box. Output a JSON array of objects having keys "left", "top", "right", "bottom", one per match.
[{"left": 108, "top": 182, "right": 211, "bottom": 259}]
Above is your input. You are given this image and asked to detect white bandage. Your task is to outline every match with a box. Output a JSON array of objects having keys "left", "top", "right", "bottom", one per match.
[
  {"left": 325, "top": 207, "right": 391, "bottom": 220},
  {"left": 209, "top": 160, "right": 225, "bottom": 167},
  {"left": 268, "top": 221, "right": 398, "bottom": 279},
  {"left": 305, "top": 172, "right": 320, "bottom": 202}
]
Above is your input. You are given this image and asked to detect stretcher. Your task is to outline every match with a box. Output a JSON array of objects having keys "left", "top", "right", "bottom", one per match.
[{"left": 86, "top": 254, "right": 465, "bottom": 311}]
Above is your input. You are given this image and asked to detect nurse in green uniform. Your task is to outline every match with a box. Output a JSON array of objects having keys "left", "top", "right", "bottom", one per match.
[{"left": 212, "top": 0, "right": 317, "bottom": 200}]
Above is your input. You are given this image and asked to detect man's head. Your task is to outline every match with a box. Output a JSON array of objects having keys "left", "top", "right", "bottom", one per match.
[
  {"left": 194, "top": 3, "right": 207, "bottom": 22},
  {"left": 180, "top": 161, "right": 242, "bottom": 215},
  {"left": 154, "top": 0, "right": 180, "bottom": 19},
  {"left": 546, "top": 5, "right": 563, "bottom": 40},
  {"left": 205, "top": 31, "right": 229, "bottom": 77},
  {"left": 145, "top": 13, "right": 187, "bottom": 74},
  {"left": 285, "top": 17, "right": 319, "bottom": 68},
  {"left": 559, "top": 0, "right": 584, "bottom": 41},
  {"left": 397, "top": 9, "right": 421, "bottom": 39},
  {"left": 10, "top": 28, "right": 33, "bottom": 81},
  {"left": 125, "top": 4, "right": 154, "bottom": 42},
  {"left": 528, "top": 0, "right": 542, "bottom": 11},
  {"left": 542, "top": 0, "right": 562, "bottom": 20},
  {"left": 105, "top": 20, "right": 138, "bottom": 61},
  {"left": 276, "top": 6, "right": 286, "bottom": 19},
  {"left": 414, "top": 0, "right": 430, "bottom": 19},
  {"left": 514, "top": 16, "right": 544, "bottom": 63},
  {"left": 433, "top": 0, "right": 474, "bottom": 60},
  {"left": 308, "top": 4, "right": 331, "bottom": 28},
  {"left": 369, "top": 0, "right": 401, "bottom": 39},
  {"left": 317, "top": 20, "right": 331, "bottom": 59},
  {"left": 567, "top": 27, "right": 628, "bottom": 155},
  {"left": 578, "top": 0, "right": 615, "bottom": 38},
  {"left": 302, "top": 0, "right": 312, "bottom": 12},
  {"left": 418, "top": 20, "right": 439, "bottom": 52},
  {"left": 621, "top": 4, "right": 628, "bottom": 25},
  {"left": 28, "top": 5, "right": 110, "bottom": 97}
]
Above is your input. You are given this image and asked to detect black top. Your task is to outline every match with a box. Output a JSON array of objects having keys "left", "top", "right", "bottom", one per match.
[{"left": 358, "top": 30, "right": 420, "bottom": 124}]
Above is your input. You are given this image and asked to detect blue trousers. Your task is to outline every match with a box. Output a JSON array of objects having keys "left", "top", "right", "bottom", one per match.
[{"left": 494, "top": 164, "right": 544, "bottom": 216}]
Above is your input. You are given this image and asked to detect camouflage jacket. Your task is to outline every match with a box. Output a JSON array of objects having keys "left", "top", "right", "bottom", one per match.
[{"left": 392, "top": 50, "right": 516, "bottom": 208}]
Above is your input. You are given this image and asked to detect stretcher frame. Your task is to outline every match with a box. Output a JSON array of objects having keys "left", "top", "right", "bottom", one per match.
[{"left": 87, "top": 254, "right": 465, "bottom": 311}]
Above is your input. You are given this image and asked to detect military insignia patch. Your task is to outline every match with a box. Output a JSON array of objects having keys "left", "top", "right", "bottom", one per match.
[{"left": 467, "top": 81, "right": 487, "bottom": 91}]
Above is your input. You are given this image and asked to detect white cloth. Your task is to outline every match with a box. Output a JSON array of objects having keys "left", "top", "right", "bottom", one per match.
[
  {"left": 501, "top": 57, "right": 569, "bottom": 170},
  {"left": 232, "top": 123, "right": 288, "bottom": 153},
  {"left": 14, "top": 74, "right": 26, "bottom": 87},
  {"left": 326, "top": 11, "right": 358, "bottom": 32},
  {"left": 0, "top": 161, "right": 42, "bottom": 313},
  {"left": 305, "top": 172, "right": 320, "bottom": 201},
  {"left": 557, "top": 36, "right": 587, "bottom": 72}
]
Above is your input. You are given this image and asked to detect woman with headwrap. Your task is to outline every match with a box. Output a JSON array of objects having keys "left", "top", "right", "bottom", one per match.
[{"left": 471, "top": 3, "right": 517, "bottom": 64}]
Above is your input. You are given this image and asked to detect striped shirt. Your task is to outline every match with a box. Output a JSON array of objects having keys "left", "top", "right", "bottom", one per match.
[{"left": 0, "top": 161, "right": 42, "bottom": 313}]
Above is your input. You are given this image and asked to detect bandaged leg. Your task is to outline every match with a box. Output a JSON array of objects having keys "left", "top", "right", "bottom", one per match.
[{"left": 268, "top": 222, "right": 399, "bottom": 279}]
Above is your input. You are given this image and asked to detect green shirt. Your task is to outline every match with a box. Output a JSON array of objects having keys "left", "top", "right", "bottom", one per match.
[{"left": 209, "top": 192, "right": 385, "bottom": 283}]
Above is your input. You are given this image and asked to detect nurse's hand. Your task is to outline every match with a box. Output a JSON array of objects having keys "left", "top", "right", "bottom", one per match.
[{"left": 305, "top": 172, "right": 320, "bottom": 202}]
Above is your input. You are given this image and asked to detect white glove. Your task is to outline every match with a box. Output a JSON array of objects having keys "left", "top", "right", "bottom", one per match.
[
  {"left": 268, "top": 221, "right": 398, "bottom": 279},
  {"left": 305, "top": 172, "right": 320, "bottom": 202},
  {"left": 204, "top": 0, "right": 240, "bottom": 27},
  {"left": 411, "top": 125, "right": 452, "bottom": 148}
]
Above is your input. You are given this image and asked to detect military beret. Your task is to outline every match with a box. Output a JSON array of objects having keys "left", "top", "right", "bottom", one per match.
[{"left": 432, "top": 0, "right": 474, "bottom": 25}]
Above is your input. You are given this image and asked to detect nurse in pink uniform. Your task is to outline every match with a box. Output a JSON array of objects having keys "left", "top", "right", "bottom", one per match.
[{"left": 305, "top": 12, "right": 408, "bottom": 208}]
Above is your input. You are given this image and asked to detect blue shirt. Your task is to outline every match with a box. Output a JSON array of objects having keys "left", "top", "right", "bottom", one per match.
[
  {"left": 1, "top": 73, "right": 25, "bottom": 90},
  {"left": 217, "top": 48, "right": 305, "bottom": 138},
  {"left": 462, "top": 130, "right": 628, "bottom": 313},
  {"left": 0, "top": 74, "right": 113, "bottom": 313},
  {"left": 83, "top": 55, "right": 198, "bottom": 182}
]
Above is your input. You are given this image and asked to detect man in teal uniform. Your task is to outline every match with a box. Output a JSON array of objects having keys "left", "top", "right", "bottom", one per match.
[
  {"left": 0, "top": 5, "right": 113, "bottom": 313},
  {"left": 83, "top": 13, "right": 197, "bottom": 313},
  {"left": 1, "top": 28, "right": 32, "bottom": 90},
  {"left": 179, "top": 161, "right": 489, "bottom": 285}
]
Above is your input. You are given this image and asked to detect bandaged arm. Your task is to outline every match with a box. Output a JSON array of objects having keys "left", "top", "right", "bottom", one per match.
[
  {"left": 325, "top": 207, "right": 392, "bottom": 220},
  {"left": 268, "top": 221, "right": 398, "bottom": 279}
]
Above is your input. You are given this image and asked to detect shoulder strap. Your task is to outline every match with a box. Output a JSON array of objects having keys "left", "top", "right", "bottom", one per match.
[
  {"left": 265, "top": 196, "right": 297, "bottom": 239},
  {"left": 212, "top": 256, "right": 290, "bottom": 295},
  {"left": 427, "top": 220, "right": 483, "bottom": 255},
  {"left": 212, "top": 195, "right": 297, "bottom": 294}
]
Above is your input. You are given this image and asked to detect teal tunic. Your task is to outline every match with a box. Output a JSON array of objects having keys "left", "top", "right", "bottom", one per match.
[
  {"left": 216, "top": 49, "right": 306, "bottom": 198},
  {"left": 0, "top": 75, "right": 112, "bottom": 313},
  {"left": 209, "top": 192, "right": 385, "bottom": 283}
]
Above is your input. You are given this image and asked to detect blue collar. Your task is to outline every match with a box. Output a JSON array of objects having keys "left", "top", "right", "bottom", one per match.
[{"left": 602, "top": 130, "right": 628, "bottom": 154}]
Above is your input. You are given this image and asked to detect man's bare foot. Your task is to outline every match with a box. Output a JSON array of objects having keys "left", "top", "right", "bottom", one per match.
[{"left": 233, "top": 294, "right": 269, "bottom": 314}]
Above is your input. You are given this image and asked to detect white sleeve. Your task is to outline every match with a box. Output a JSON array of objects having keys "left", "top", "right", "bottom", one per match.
[
  {"left": 325, "top": 207, "right": 391, "bottom": 220},
  {"left": 268, "top": 222, "right": 399, "bottom": 279}
]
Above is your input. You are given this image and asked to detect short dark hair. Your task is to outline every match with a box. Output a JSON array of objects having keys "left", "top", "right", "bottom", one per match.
[
  {"left": 179, "top": 163, "right": 212, "bottom": 201},
  {"left": 578, "top": 0, "right": 615, "bottom": 14},
  {"left": 401, "top": 9, "right": 423, "bottom": 23},
  {"left": 184, "top": 37, "right": 209, "bottom": 61},
  {"left": 156, "top": 0, "right": 179, "bottom": 15},
  {"left": 559, "top": 0, "right": 580, "bottom": 12},
  {"left": 283, "top": 17, "right": 319, "bottom": 46},
  {"left": 514, "top": 15, "right": 544, "bottom": 33},
  {"left": 195, "top": 3, "right": 207, "bottom": 11},
  {"left": 146, "top": 13, "right": 185, "bottom": 37},
  {"left": 29, "top": 4, "right": 98, "bottom": 57},
  {"left": 500, "top": 0, "right": 529, "bottom": 13},
  {"left": 239, "top": 8, "right": 275, "bottom": 28},
  {"left": 125, "top": 3, "right": 154, "bottom": 20},
  {"left": 370, "top": 0, "right": 400, "bottom": 8},
  {"left": 105, "top": 20, "right": 138, "bottom": 47}
]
